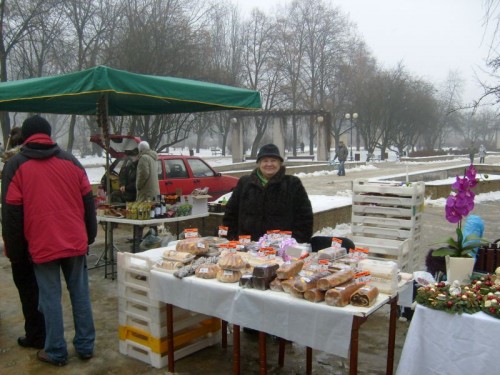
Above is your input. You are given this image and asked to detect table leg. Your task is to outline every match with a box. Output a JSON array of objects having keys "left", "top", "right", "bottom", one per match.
[
  {"left": 306, "top": 347, "right": 312, "bottom": 375},
  {"left": 166, "top": 303, "right": 175, "bottom": 373},
  {"left": 233, "top": 324, "right": 240, "bottom": 375},
  {"left": 222, "top": 320, "right": 228, "bottom": 348},
  {"left": 278, "top": 338, "right": 285, "bottom": 367},
  {"left": 350, "top": 316, "right": 367, "bottom": 375},
  {"left": 386, "top": 295, "right": 398, "bottom": 375},
  {"left": 258, "top": 331, "right": 267, "bottom": 375}
]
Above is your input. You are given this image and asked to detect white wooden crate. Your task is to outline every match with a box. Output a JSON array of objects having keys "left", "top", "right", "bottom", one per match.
[
  {"left": 353, "top": 179, "right": 425, "bottom": 197},
  {"left": 352, "top": 235, "right": 412, "bottom": 269},
  {"left": 351, "top": 213, "right": 422, "bottom": 230}
]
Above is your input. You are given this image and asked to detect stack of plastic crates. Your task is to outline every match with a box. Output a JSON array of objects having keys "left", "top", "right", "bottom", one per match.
[
  {"left": 351, "top": 179, "right": 425, "bottom": 273},
  {"left": 117, "top": 252, "right": 221, "bottom": 368}
]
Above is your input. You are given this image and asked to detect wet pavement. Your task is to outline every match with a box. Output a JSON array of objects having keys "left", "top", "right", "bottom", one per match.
[{"left": 1, "top": 158, "right": 500, "bottom": 374}]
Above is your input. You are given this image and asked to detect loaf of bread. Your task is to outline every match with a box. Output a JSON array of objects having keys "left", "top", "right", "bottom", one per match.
[
  {"left": 175, "top": 237, "right": 210, "bottom": 255},
  {"left": 269, "top": 277, "right": 284, "bottom": 292},
  {"left": 162, "top": 250, "right": 195, "bottom": 263},
  {"left": 281, "top": 278, "right": 297, "bottom": 294},
  {"left": 350, "top": 284, "right": 379, "bottom": 307},
  {"left": 195, "top": 263, "right": 220, "bottom": 279},
  {"left": 304, "top": 288, "right": 325, "bottom": 303},
  {"left": 317, "top": 269, "right": 355, "bottom": 291},
  {"left": 325, "top": 282, "right": 365, "bottom": 307},
  {"left": 288, "top": 287, "right": 304, "bottom": 299},
  {"left": 158, "top": 260, "right": 184, "bottom": 271},
  {"left": 276, "top": 260, "right": 304, "bottom": 279},
  {"left": 293, "top": 271, "right": 332, "bottom": 292},
  {"left": 216, "top": 269, "right": 242, "bottom": 283},
  {"left": 218, "top": 253, "right": 247, "bottom": 270}
]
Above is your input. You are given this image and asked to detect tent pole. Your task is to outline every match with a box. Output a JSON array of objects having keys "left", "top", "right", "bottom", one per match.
[{"left": 97, "top": 94, "right": 111, "bottom": 204}]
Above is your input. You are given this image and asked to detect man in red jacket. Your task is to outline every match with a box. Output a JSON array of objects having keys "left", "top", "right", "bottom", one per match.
[{"left": 2, "top": 115, "right": 97, "bottom": 366}]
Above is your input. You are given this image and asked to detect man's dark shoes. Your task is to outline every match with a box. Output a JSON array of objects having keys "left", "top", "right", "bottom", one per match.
[
  {"left": 17, "top": 336, "right": 44, "bottom": 349},
  {"left": 37, "top": 349, "right": 68, "bottom": 366},
  {"left": 77, "top": 352, "right": 93, "bottom": 360}
]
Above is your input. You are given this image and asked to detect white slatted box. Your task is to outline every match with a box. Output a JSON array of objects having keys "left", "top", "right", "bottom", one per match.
[
  {"left": 353, "top": 180, "right": 425, "bottom": 197},
  {"left": 352, "top": 235, "right": 412, "bottom": 270},
  {"left": 119, "top": 334, "right": 219, "bottom": 369}
]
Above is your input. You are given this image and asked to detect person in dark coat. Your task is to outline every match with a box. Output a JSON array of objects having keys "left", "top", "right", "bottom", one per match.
[
  {"left": 2, "top": 115, "right": 97, "bottom": 366},
  {"left": 223, "top": 143, "right": 313, "bottom": 243},
  {"left": 111, "top": 148, "right": 139, "bottom": 203},
  {"left": 332, "top": 141, "right": 349, "bottom": 176},
  {"left": 1, "top": 126, "right": 46, "bottom": 350}
]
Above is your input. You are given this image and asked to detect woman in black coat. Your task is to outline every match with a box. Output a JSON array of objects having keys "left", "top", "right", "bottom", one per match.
[{"left": 223, "top": 144, "right": 313, "bottom": 243}]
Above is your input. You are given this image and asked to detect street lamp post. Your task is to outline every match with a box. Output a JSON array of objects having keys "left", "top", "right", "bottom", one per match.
[{"left": 345, "top": 112, "right": 358, "bottom": 161}]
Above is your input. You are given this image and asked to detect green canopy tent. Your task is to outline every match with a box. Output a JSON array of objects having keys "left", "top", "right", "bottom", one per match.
[{"left": 0, "top": 65, "right": 261, "bottom": 197}]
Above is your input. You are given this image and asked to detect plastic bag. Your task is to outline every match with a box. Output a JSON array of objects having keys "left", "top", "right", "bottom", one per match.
[{"left": 139, "top": 228, "right": 162, "bottom": 251}]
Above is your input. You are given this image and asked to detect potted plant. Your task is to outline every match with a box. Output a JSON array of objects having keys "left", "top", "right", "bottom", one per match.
[{"left": 432, "top": 164, "right": 488, "bottom": 283}]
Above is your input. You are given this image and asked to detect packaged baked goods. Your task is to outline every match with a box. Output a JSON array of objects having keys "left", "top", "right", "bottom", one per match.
[
  {"left": 252, "top": 275, "right": 276, "bottom": 291},
  {"left": 317, "top": 269, "right": 355, "bottom": 291},
  {"left": 350, "top": 284, "right": 379, "bottom": 307},
  {"left": 281, "top": 278, "right": 296, "bottom": 294},
  {"left": 218, "top": 253, "right": 247, "bottom": 270},
  {"left": 318, "top": 247, "right": 347, "bottom": 261},
  {"left": 252, "top": 264, "right": 279, "bottom": 278},
  {"left": 276, "top": 260, "right": 304, "bottom": 279},
  {"left": 175, "top": 237, "right": 210, "bottom": 255},
  {"left": 239, "top": 274, "right": 253, "bottom": 288},
  {"left": 269, "top": 277, "right": 284, "bottom": 292},
  {"left": 288, "top": 287, "right": 304, "bottom": 299},
  {"left": 304, "top": 288, "right": 325, "bottom": 303},
  {"left": 293, "top": 271, "right": 332, "bottom": 292},
  {"left": 358, "top": 259, "right": 398, "bottom": 294},
  {"left": 325, "top": 282, "right": 365, "bottom": 307},
  {"left": 216, "top": 269, "right": 242, "bottom": 283},
  {"left": 157, "top": 260, "right": 184, "bottom": 271},
  {"left": 162, "top": 250, "right": 195, "bottom": 263},
  {"left": 195, "top": 263, "right": 220, "bottom": 279}
]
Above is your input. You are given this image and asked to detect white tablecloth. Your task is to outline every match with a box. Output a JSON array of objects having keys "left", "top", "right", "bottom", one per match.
[
  {"left": 142, "top": 248, "right": 391, "bottom": 358},
  {"left": 397, "top": 304, "right": 500, "bottom": 375}
]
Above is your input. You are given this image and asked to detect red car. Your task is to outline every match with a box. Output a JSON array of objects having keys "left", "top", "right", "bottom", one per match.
[{"left": 90, "top": 134, "right": 238, "bottom": 201}]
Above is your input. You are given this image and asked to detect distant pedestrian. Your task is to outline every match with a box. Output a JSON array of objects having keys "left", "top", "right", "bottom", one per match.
[
  {"left": 468, "top": 142, "right": 476, "bottom": 164},
  {"left": 300, "top": 141, "right": 305, "bottom": 153},
  {"left": 332, "top": 141, "right": 349, "bottom": 176},
  {"left": 2, "top": 115, "right": 97, "bottom": 366},
  {"left": 479, "top": 144, "right": 487, "bottom": 164}
]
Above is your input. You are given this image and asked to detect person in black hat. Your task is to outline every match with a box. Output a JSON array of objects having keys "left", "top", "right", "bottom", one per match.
[
  {"left": 223, "top": 143, "right": 313, "bottom": 243},
  {"left": 2, "top": 114, "right": 97, "bottom": 366}
]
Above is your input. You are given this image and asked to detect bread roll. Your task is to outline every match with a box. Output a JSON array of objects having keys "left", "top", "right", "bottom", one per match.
[
  {"left": 195, "top": 264, "right": 220, "bottom": 279},
  {"left": 304, "top": 288, "right": 325, "bottom": 303},
  {"left": 325, "top": 282, "right": 365, "bottom": 307},
  {"left": 269, "top": 277, "right": 284, "bottom": 292},
  {"left": 216, "top": 269, "right": 242, "bottom": 283},
  {"left": 162, "top": 250, "right": 194, "bottom": 263},
  {"left": 317, "top": 269, "right": 355, "bottom": 291},
  {"left": 276, "top": 260, "right": 304, "bottom": 279},
  {"left": 293, "top": 271, "right": 332, "bottom": 292},
  {"left": 350, "top": 285, "right": 379, "bottom": 307},
  {"left": 281, "top": 278, "right": 296, "bottom": 294},
  {"left": 217, "top": 253, "right": 247, "bottom": 270}
]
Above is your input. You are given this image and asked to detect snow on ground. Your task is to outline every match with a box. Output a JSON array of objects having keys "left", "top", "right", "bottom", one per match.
[{"left": 294, "top": 164, "right": 378, "bottom": 178}]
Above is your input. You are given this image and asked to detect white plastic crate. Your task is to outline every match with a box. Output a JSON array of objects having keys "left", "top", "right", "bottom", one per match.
[
  {"left": 351, "top": 225, "right": 412, "bottom": 240},
  {"left": 119, "top": 334, "right": 219, "bottom": 369},
  {"left": 351, "top": 214, "right": 422, "bottom": 230},
  {"left": 353, "top": 179, "right": 425, "bottom": 197},
  {"left": 118, "top": 299, "right": 213, "bottom": 338},
  {"left": 352, "top": 235, "right": 412, "bottom": 269},
  {"left": 117, "top": 251, "right": 154, "bottom": 273},
  {"left": 118, "top": 281, "right": 162, "bottom": 307},
  {"left": 352, "top": 204, "right": 416, "bottom": 218}
]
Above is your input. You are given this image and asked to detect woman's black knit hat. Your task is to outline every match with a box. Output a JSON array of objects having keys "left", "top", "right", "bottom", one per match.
[{"left": 21, "top": 115, "right": 52, "bottom": 139}]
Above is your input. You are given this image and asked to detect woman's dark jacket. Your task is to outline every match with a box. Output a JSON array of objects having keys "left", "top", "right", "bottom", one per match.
[{"left": 222, "top": 167, "right": 313, "bottom": 243}]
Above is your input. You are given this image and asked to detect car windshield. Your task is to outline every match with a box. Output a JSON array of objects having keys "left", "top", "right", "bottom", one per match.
[{"left": 187, "top": 159, "right": 215, "bottom": 178}]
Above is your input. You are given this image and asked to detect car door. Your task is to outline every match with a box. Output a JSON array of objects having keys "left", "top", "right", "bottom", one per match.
[
  {"left": 185, "top": 158, "right": 231, "bottom": 198},
  {"left": 158, "top": 158, "right": 193, "bottom": 196}
]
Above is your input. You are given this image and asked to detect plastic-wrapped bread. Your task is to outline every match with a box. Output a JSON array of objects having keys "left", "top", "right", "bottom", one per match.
[
  {"left": 293, "top": 271, "right": 332, "bottom": 292},
  {"left": 325, "top": 282, "right": 365, "bottom": 307},
  {"left": 317, "top": 269, "right": 355, "bottom": 291},
  {"left": 269, "top": 277, "right": 284, "bottom": 292},
  {"left": 158, "top": 260, "right": 184, "bottom": 271},
  {"left": 216, "top": 269, "right": 242, "bottom": 283},
  {"left": 276, "top": 260, "right": 304, "bottom": 279},
  {"left": 175, "top": 237, "right": 210, "bottom": 255},
  {"left": 288, "top": 287, "right": 304, "bottom": 299},
  {"left": 350, "top": 284, "right": 379, "bottom": 307},
  {"left": 162, "top": 250, "right": 195, "bottom": 263},
  {"left": 281, "top": 278, "right": 296, "bottom": 294},
  {"left": 217, "top": 253, "right": 247, "bottom": 270},
  {"left": 195, "top": 263, "right": 220, "bottom": 279},
  {"left": 304, "top": 288, "right": 325, "bottom": 303}
]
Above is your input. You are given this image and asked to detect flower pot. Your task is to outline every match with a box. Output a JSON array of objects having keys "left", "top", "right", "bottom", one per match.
[{"left": 445, "top": 255, "right": 475, "bottom": 284}]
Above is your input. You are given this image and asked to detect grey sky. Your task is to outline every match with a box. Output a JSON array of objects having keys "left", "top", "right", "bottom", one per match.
[{"left": 231, "top": 0, "right": 495, "bottom": 104}]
